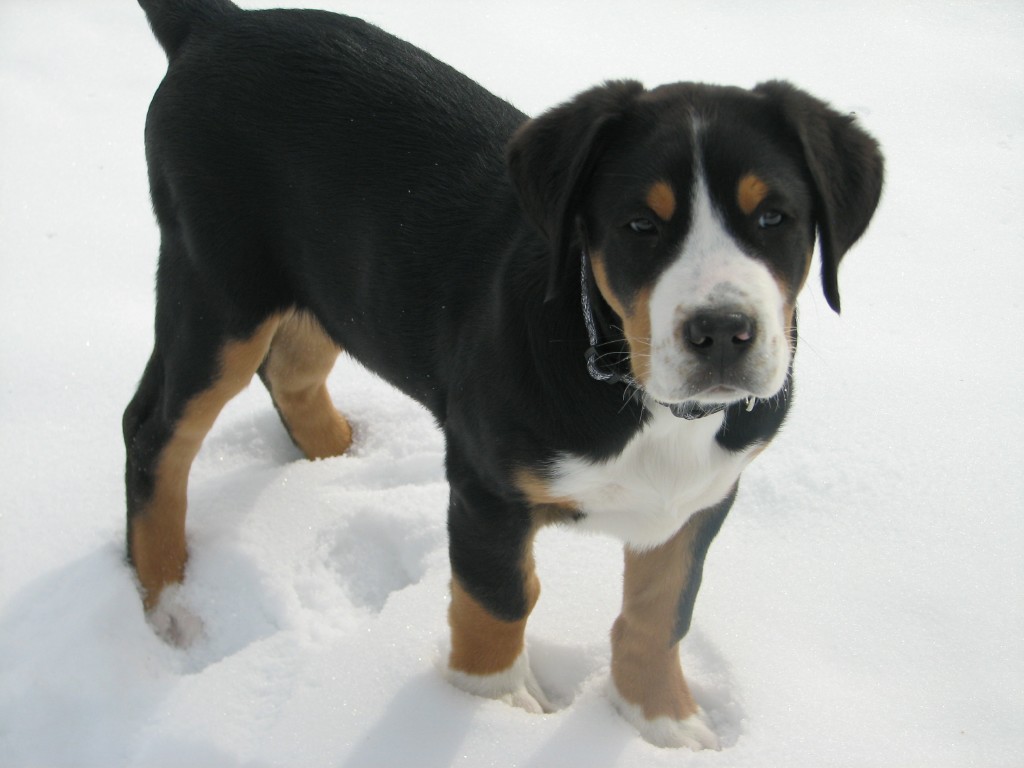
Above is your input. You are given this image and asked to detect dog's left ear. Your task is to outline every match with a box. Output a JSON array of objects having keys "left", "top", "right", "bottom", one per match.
[
  {"left": 507, "top": 80, "right": 645, "bottom": 301},
  {"left": 754, "top": 81, "right": 885, "bottom": 313}
]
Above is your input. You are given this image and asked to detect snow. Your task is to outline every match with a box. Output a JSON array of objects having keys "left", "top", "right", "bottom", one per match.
[{"left": 1, "top": 1, "right": 1022, "bottom": 766}]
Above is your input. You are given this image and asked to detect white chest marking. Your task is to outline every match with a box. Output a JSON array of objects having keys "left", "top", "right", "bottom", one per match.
[{"left": 546, "top": 407, "right": 757, "bottom": 549}]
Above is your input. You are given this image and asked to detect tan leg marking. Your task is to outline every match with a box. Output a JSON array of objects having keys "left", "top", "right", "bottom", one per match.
[
  {"left": 645, "top": 180, "right": 677, "bottom": 222},
  {"left": 611, "top": 509, "right": 718, "bottom": 721},
  {"left": 514, "top": 468, "right": 581, "bottom": 525},
  {"left": 263, "top": 310, "right": 352, "bottom": 460},
  {"left": 590, "top": 252, "right": 653, "bottom": 385},
  {"left": 737, "top": 173, "right": 770, "bottom": 215},
  {"left": 448, "top": 532, "right": 541, "bottom": 676},
  {"left": 132, "top": 317, "right": 281, "bottom": 610}
]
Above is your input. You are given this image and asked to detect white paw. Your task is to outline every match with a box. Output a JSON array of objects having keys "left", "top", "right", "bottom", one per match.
[
  {"left": 608, "top": 682, "right": 720, "bottom": 750},
  {"left": 445, "top": 650, "right": 553, "bottom": 714},
  {"left": 147, "top": 585, "right": 204, "bottom": 647}
]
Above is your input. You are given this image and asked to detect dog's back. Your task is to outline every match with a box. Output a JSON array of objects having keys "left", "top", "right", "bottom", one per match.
[{"left": 141, "top": 0, "right": 529, "bottom": 410}]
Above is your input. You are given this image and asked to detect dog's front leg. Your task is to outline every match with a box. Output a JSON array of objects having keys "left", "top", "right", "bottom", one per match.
[
  {"left": 443, "top": 470, "right": 551, "bottom": 713},
  {"left": 609, "top": 487, "right": 735, "bottom": 749}
]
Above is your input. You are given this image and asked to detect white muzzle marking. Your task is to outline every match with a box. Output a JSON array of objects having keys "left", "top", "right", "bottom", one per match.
[{"left": 646, "top": 176, "right": 789, "bottom": 405}]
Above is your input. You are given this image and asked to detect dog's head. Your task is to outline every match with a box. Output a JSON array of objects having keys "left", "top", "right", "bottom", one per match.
[{"left": 508, "top": 80, "right": 883, "bottom": 408}]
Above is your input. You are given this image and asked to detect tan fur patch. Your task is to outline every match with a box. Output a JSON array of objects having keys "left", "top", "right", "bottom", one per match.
[
  {"left": 783, "top": 301, "right": 797, "bottom": 345},
  {"left": 132, "top": 317, "right": 281, "bottom": 609},
  {"left": 514, "top": 468, "right": 582, "bottom": 528},
  {"left": 610, "top": 510, "right": 722, "bottom": 720},
  {"left": 779, "top": 247, "right": 814, "bottom": 343},
  {"left": 263, "top": 310, "right": 352, "bottom": 459},
  {"left": 448, "top": 570, "right": 540, "bottom": 675},
  {"left": 515, "top": 468, "right": 573, "bottom": 507},
  {"left": 645, "top": 181, "right": 677, "bottom": 222},
  {"left": 737, "top": 173, "right": 770, "bottom": 215},
  {"left": 590, "top": 253, "right": 653, "bottom": 385}
]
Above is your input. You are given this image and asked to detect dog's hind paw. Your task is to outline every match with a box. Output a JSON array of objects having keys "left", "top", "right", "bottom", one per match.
[{"left": 147, "top": 585, "right": 204, "bottom": 647}]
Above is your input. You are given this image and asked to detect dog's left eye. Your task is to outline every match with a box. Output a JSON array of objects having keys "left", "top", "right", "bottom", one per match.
[
  {"left": 628, "top": 217, "right": 657, "bottom": 235},
  {"left": 758, "top": 210, "right": 784, "bottom": 229}
]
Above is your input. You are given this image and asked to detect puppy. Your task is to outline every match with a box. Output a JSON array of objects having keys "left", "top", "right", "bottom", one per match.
[{"left": 126, "top": 0, "right": 883, "bottom": 749}]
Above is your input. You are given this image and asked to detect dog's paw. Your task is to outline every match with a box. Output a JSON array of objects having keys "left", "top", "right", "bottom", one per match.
[
  {"left": 147, "top": 585, "right": 204, "bottom": 647},
  {"left": 445, "top": 650, "right": 553, "bottom": 714},
  {"left": 608, "top": 683, "right": 720, "bottom": 750}
]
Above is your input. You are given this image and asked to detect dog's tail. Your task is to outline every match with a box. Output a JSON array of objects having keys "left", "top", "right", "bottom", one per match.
[{"left": 138, "top": 0, "right": 238, "bottom": 58}]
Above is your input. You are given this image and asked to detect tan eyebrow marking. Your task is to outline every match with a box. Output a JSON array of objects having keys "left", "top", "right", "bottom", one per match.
[
  {"left": 737, "top": 173, "right": 770, "bottom": 215},
  {"left": 645, "top": 181, "right": 677, "bottom": 222}
]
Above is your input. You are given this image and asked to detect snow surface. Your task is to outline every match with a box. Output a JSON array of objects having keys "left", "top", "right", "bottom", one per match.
[{"left": 1, "top": 1, "right": 1022, "bottom": 766}]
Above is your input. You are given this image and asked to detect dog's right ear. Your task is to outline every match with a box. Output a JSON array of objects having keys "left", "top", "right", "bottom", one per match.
[{"left": 507, "top": 80, "right": 645, "bottom": 302}]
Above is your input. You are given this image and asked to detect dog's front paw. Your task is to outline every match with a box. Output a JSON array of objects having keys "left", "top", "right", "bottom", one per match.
[
  {"left": 608, "top": 683, "right": 720, "bottom": 750},
  {"left": 445, "top": 650, "right": 553, "bottom": 714},
  {"left": 147, "top": 584, "right": 204, "bottom": 647}
]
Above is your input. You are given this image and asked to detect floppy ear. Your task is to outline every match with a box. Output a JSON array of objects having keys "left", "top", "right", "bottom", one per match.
[
  {"left": 507, "top": 80, "right": 645, "bottom": 301},
  {"left": 754, "top": 81, "right": 884, "bottom": 313}
]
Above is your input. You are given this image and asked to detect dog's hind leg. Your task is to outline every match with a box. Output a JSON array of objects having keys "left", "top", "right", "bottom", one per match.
[
  {"left": 258, "top": 310, "right": 352, "bottom": 460},
  {"left": 123, "top": 268, "right": 280, "bottom": 640}
]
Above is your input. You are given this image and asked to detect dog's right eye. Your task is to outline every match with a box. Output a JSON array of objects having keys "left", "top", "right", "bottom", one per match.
[{"left": 628, "top": 217, "right": 657, "bottom": 235}]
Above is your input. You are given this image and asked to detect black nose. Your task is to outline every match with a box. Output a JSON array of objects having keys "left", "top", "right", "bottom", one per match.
[{"left": 682, "top": 311, "right": 756, "bottom": 367}]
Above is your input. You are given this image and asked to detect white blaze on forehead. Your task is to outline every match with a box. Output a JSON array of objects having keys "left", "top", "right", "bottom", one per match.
[{"left": 645, "top": 171, "right": 790, "bottom": 403}]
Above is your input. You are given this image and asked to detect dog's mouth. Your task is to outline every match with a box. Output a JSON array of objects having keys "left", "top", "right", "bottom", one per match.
[
  {"left": 644, "top": 352, "right": 789, "bottom": 411},
  {"left": 654, "top": 383, "right": 750, "bottom": 409},
  {"left": 688, "top": 383, "right": 750, "bottom": 404}
]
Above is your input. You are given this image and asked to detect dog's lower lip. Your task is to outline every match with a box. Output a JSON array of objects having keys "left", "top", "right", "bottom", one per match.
[
  {"left": 705, "top": 385, "right": 743, "bottom": 398},
  {"left": 664, "top": 385, "right": 747, "bottom": 404}
]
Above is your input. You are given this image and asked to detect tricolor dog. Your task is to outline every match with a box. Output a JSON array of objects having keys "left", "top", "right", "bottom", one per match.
[{"left": 126, "top": 0, "right": 884, "bottom": 749}]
